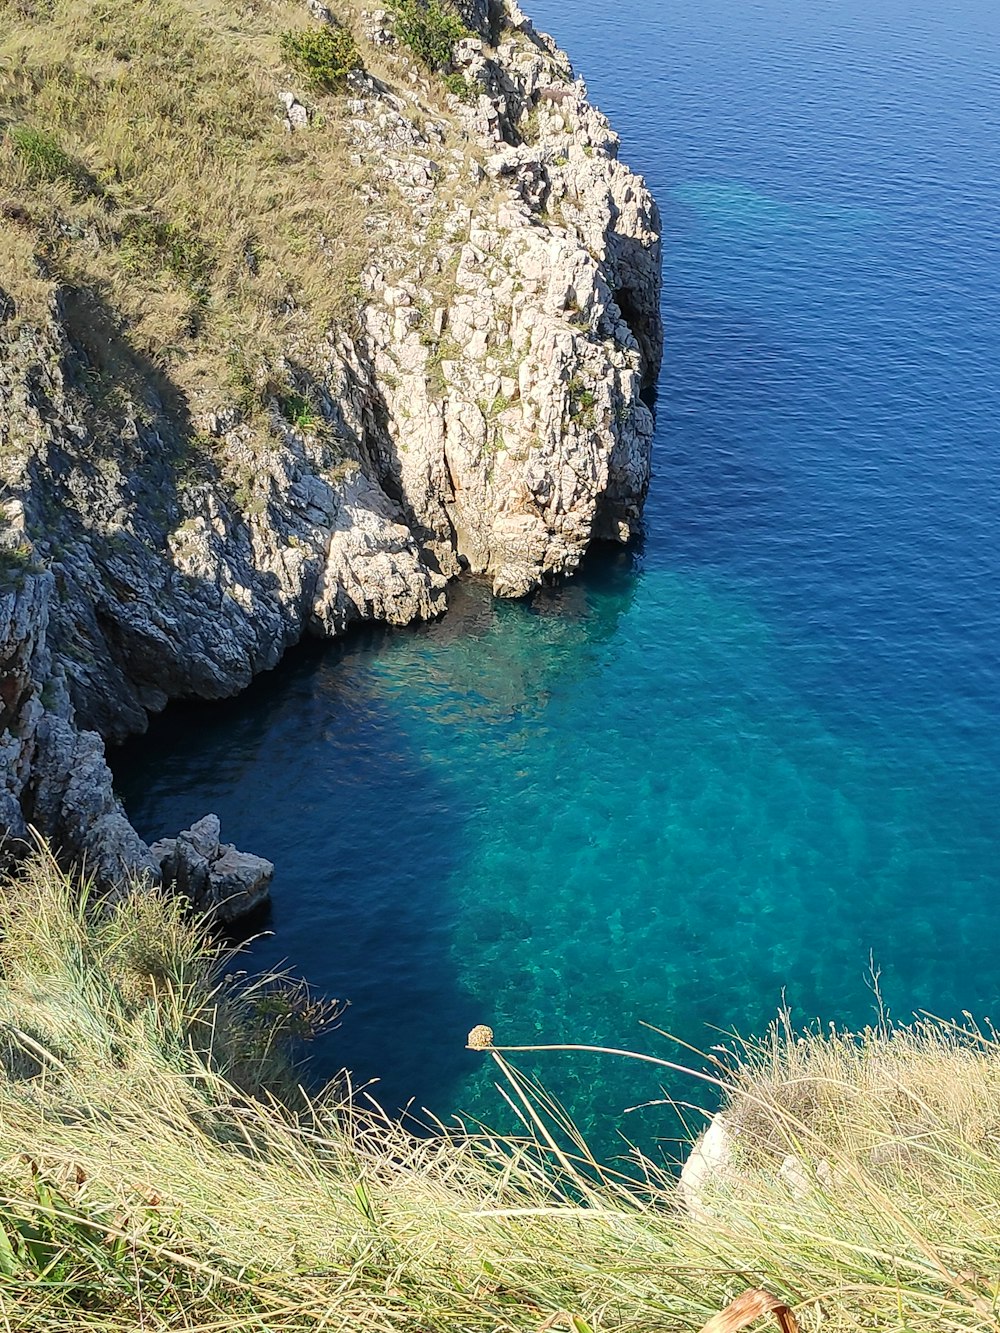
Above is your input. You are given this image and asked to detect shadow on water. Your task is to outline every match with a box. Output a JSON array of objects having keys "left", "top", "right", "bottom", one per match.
[
  {"left": 110, "top": 556, "right": 644, "bottom": 1121},
  {"left": 111, "top": 625, "right": 481, "bottom": 1116}
]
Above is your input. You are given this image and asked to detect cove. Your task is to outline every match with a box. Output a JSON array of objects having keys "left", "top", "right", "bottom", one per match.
[{"left": 112, "top": 0, "right": 1000, "bottom": 1158}]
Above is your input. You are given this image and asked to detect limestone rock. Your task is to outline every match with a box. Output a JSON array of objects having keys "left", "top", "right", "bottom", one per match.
[
  {"left": 679, "top": 1116, "right": 844, "bottom": 1217},
  {"left": 311, "top": 470, "right": 447, "bottom": 633},
  {"left": 280, "top": 91, "right": 310, "bottom": 132},
  {"left": 455, "top": 0, "right": 492, "bottom": 39},
  {"left": 179, "top": 813, "right": 222, "bottom": 862},
  {"left": 207, "top": 847, "right": 274, "bottom": 921},
  {"left": 362, "top": 9, "right": 395, "bottom": 46},
  {"left": 0, "top": 0, "right": 663, "bottom": 892},
  {"left": 779, "top": 1153, "right": 811, "bottom": 1199},
  {"left": 0, "top": 791, "right": 27, "bottom": 863},
  {"left": 678, "top": 1114, "right": 738, "bottom": 1221},
  {"left": 150, "top": 815, "right": 273, "bottom": 923}
]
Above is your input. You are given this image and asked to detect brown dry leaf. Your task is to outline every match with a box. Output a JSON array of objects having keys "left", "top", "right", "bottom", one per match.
[{"left": 699, "top": 1287, "right": 800, "bottom": 1333}]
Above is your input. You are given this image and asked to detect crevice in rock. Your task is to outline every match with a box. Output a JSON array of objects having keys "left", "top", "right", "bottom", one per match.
[{"left": 612, "top": 283, "right": 661, "bottom": 385}]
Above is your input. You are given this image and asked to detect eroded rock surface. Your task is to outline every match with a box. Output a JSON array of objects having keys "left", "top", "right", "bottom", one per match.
[{"left": 150, "top": 815, "right": 274, "bottom": 922}]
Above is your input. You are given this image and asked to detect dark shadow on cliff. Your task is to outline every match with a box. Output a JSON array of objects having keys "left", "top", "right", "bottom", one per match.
[{"left": 21, "top": 285, "right": 298, "bottom": 741}]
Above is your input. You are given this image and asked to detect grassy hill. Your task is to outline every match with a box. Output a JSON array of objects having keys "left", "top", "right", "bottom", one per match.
[{"left": 0, "top": 0, "right": 461, "bottom": 421}]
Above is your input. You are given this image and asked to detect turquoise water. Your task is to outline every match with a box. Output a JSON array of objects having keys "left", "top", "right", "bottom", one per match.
[{"left": 113, "top": 0, "right": 1000, "bottom": 1156}]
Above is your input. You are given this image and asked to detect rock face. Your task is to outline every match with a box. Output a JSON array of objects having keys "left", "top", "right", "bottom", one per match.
[
  {"left": 0, "top": 0, "right": 662, "bottom": 901},
  {"left": 678, "top": 1114, "right": 738, "bottom": 1221},
  {"left": 360, "top": 12, "right": 662, "bottom": 597},
  {"left": 149, "top": 816, "right": 274, "bottom": 923},
  {"left": 0, "top": 568, "right": 158, "bottom": 886}
]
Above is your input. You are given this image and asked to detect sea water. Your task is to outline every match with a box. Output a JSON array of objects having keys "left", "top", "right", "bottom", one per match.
[{"left": 113, "top": 0, "right": 1000, "bottom": 1158}]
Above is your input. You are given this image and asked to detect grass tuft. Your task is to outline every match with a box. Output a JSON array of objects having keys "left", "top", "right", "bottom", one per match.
[{"left": 118, "top": 213, "right": 214, "bottom": 307}]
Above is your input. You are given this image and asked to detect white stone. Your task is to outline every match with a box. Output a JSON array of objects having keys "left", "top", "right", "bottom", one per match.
[{"left": 679, "top": 1115, "right": 737, "bottom": 1222}]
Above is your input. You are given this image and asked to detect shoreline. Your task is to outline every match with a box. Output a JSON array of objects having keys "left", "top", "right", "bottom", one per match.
[{"left": 0, "top": 0, "right": 663, "bottom": 898}]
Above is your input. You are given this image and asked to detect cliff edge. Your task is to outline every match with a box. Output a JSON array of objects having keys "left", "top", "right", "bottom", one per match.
[{"left": 0, "top": 0, "right": 662, "bottom": 891}]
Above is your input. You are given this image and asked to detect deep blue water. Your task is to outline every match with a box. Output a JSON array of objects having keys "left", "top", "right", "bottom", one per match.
[{"left": 113, "top": 0, "right": 1000, "bottom": 1157}]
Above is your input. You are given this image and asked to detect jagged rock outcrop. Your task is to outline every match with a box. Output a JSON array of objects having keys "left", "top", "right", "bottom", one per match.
[
  {"left": 150, "top": 815, "right": 274, "bottom": 923},
  {"left": 0, "top": 0, "right": 662, "bottom": 899},
  {"left": 356, "top": 1, "right": 661, "bottom": 596},
  {"left": 0, "top": 567, "right": 156, "bottom": 884}
]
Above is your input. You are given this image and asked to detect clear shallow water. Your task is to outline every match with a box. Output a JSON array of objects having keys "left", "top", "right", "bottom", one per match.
[{"left": 113, "top": 0, "right": 1000, "bottom": 1157}]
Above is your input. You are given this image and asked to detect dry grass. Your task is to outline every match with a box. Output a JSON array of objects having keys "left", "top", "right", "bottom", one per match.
[
  {"left": 0, "top": 0, "right": 376, "bottom": 402},
  {"left": 1, "top": 850, "right": 1000, "bottom": 1331},
  {"left": 718, "top": 1001, "right": 1000, "bottom": 1170}
]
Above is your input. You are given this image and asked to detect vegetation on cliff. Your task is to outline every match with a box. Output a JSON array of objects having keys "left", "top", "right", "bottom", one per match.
[
  {"left": 0, "top": 0, "right": 496, "bottom": 404},
  {"left": 0, "top": 0, "right": 382, "bottom": 413},
  {"left": 0, "top": 850, "right": 996, "bottom": 1331}
]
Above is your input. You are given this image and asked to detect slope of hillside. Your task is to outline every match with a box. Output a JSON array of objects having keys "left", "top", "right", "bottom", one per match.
[{"left": 0, "top": 851, "right": 996, "bottom": 1333}]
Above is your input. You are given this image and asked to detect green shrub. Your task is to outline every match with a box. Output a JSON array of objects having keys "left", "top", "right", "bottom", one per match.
[
  {"left": 568, "top": 375, "right": 598, "bottom": 427},
  {"left": 0, "top": 542, "right": 35, "bottom": 588},
  {"left": 442, "top": 71, "right": 478, "bottom": 102},
  {"left": 276, "top": 389, "right": 318, "bottom": 430},
  {"left": 280, "top": 24, "right": 362, "bottom": 92},
  {"left": 7, "top": 126, "right": 89, "bottom": 195},
  {"left": 388, "top": 0, "right": 468, "bottom": 71}
]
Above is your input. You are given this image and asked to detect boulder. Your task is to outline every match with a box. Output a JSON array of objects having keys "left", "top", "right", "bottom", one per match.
[
  {"left": 205, "top": 846, "right": 274, "bottom": 921},
  {"left": 149, "top": 815, "right": 273, "bottom": 923},
  {"left": 678, "top": 1113, "right": 738, "bottom": 1221}
]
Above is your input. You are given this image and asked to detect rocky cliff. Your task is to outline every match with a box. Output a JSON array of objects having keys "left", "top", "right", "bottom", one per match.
[{"left": 0, "top": 0, "right": 662, "bottom": 900}]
